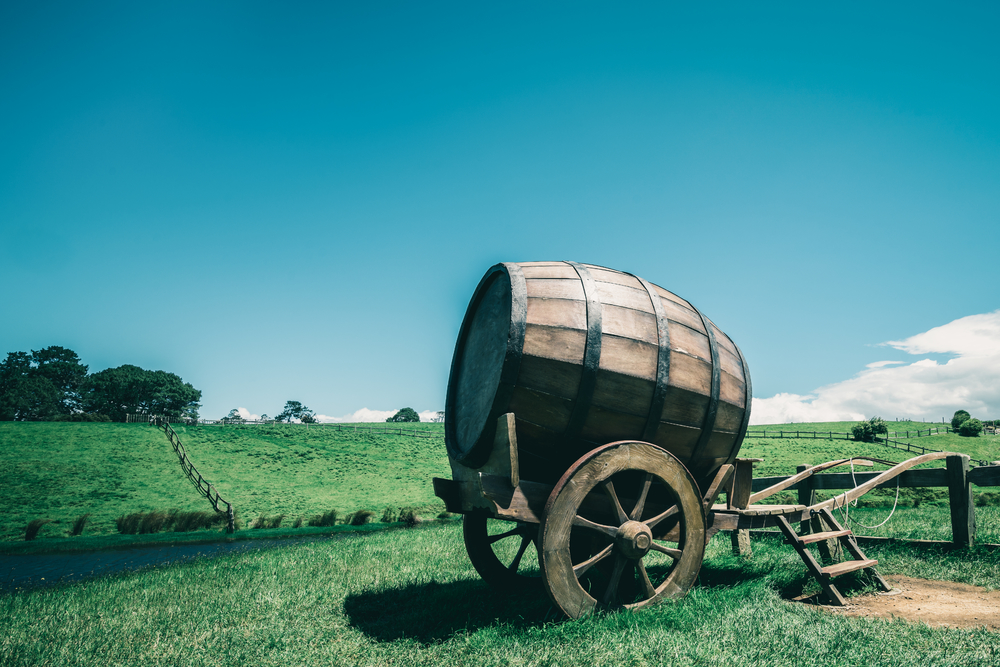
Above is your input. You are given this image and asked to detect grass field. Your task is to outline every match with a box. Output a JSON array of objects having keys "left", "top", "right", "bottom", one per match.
[
  {"left": 0, "top": 422, "right": 451, "bottom": 544},
  {"left": 2, "top": 519, "right": 999, "bottom": 666},
  {"left": 2, "top": 419, "right": 998, "bottom": 545}
]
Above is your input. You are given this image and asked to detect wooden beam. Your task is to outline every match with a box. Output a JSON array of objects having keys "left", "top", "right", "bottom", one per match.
[{"left": 947, "top": 454, "right": 975, "bottom": 548}]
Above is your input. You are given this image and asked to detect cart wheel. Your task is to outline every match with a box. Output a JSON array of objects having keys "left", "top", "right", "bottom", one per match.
[
  {"left": 463, "top": 513, "right": 542, "bottom": 591},
  {"left": 539, "top": 441, "right": 706, "bottom": 618}
]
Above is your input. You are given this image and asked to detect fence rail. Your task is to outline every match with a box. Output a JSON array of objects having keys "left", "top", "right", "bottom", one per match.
[
  {"left": 153, "top": 417, "right": 235, "bottom": 532},
  {"left": 745, "top": 426, "right": 950, "bottom": 440}
]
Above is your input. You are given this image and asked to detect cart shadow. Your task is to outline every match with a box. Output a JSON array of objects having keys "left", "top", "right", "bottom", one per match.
[
  {"left": 697, "top": 559, "right": 887, "bottom": 603},
  {"left": 343, "top": 578, "right": 553, "bottom": 644}
]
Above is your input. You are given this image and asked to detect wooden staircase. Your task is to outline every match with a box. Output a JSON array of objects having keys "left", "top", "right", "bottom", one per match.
[{"left": 775, "top": 508, "right": 890, "bottom": 605}]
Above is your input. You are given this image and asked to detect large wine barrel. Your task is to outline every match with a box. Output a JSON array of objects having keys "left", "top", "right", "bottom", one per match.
[{"left": 445, "top": 261, "right": 752, "bottom": 489}]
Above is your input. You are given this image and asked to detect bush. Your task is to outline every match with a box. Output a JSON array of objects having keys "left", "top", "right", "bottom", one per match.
[
  {"left": 251, "top": 514, "right": 285, "bottom": 529},
  {"left": 380, "top": 507, "right": 397, "bottom": 523},
  {"left": 25, "top": 519, "right": 51, "bottom": 541},
  {"left": 386, "top": 408, "right": 420, "bottom": 423},
  {"left": 70, "top": 513, "right": 91, "bottom": 536},
  {"left": 851, "top": 416, "right": 887, "bottom": 442},
  {"left": 292, "top": 516, "right": 304, "bottom": 528},
  {"left": 398, "top": 508, "right": 420, "bottom": 527},
  {"left": 349, "top": 510, "right": 373, "bottom": 526},
  {"left": 959, "top": 418, "right": 983, "bottom": 437},
  {"left": 952, "top": 410, "right": 972, "bottom": 430},
  {"left": 852, "top": 421, "right": 874, "bottom": 442},
  {"left": 308, "top": 509, "right": 338, "bottom": 527},
  {"left": 172, "top": 510, "right": 224, "bottom": 532}
]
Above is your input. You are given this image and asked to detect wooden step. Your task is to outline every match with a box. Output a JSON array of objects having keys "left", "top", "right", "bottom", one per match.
[
  {"left": 821, "top": 559, "right": 878, "bottom": 579},
  {"left": 798, "top": 529, "right": 851, "bottom": 544}
]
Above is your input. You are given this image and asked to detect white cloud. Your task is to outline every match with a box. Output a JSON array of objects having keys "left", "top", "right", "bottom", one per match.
[
  {"left": 314, "top": 408, "right": 444, "bottom": 423},
  {"left": 236, "top": 407, "right": 260, "bottom": 421},
  {"left": 750, "top": 310, "right": 1000, "bottom": 425}
]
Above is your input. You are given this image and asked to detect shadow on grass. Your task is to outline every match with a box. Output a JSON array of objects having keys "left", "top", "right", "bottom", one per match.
[{"left": 344, "top": 578, "right": 554, "bottom": 643}]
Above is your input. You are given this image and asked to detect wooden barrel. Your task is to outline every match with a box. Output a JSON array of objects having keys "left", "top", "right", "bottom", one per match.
[{"left": 445, "top": 261, "right": 752, "bottom": 489}]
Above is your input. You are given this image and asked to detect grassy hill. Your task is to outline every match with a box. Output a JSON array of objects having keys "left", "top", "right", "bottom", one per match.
[
  {"left": 0, "top": 422, "right": 451, "bottom": 543},
  {"left": 1, "top": 419, "right": 996, "bottom": 544}
]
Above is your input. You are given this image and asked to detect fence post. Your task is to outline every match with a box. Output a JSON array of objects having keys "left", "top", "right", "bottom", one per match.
[
  {"left": 796, "top": 464, "right": 814, "bottom": 535},
  {"left": 227, "top": 505, "right": 235, "bottom": 533},
  {"left": 947, "top": 454, "right": 975, "bottom": 548}
]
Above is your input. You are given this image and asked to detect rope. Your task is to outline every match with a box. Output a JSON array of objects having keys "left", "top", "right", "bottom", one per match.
[{"left": 836, "top": 458, "right": 901, "bottom": 529}]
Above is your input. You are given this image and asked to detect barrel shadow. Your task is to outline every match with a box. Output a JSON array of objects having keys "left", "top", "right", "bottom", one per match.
[{"left": 344, "top": 579, "right": 553, "bottom": 643}]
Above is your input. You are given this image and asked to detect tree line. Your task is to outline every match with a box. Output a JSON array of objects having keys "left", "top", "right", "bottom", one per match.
[{"left": 0, "top": 345, "right": 201, "bottom": 422}]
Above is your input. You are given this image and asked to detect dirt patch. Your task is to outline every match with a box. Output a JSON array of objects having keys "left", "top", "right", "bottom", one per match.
[{"left": 823, "top": 575, "right": 1000, "bottom": 630}]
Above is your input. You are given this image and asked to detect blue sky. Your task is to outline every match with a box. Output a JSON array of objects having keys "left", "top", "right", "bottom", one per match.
[{"left": 2, "top": 2, "right": 998, "bottom": 423}]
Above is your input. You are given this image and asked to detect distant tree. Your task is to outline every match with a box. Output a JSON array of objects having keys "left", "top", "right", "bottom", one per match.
[
  {"left": 223, "top": 408, "right": 245, "bottom": 424},
  {"left": 259, "top": 413, "right": 269, "bottom": 422},
  {"left": 276, "top": 401, "right": 314, "bottom": 423},
  {"left": 300, "top": 413, "right": 317, "bottom": 424},
  {"left": 387, "top": 407, "right": 420, "bottom": 423},
  {"left": 432, "top": 410, "right": 445, "bottom": 423},
  {"left": 80, "top": 365, "right": 201, "bottom": 422},
  {"left": 0, "top": 347, "right": 88, "bottom": 420},
  {"left": 952, "top": 410, "right": 972, "bottom": 431}
]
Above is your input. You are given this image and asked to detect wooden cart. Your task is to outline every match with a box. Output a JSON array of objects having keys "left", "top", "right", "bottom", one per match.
[{"left": 433, "top": 262, "right": 943, "bottom": 617}]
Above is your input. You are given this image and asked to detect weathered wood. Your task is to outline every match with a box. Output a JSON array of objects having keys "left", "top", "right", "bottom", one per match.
[
  {"left": 727, "top": 458, "right": 757, "bottom": 556},
  {"left": 947, "top": 454, "right": 975, "bottom": 548},
  {"left": 796, "top": 464, "right": 815, "bottom": 535},
  {"left": 445, "top": 261, "right": 752, "bottom": 490},
  {"left": 969, "top": 464, "right": 1000, "bottom": 487},
  {"left": 463, "top": 513, "right": 542, "bottom": 591},
  {"left": 775, "top": 516, "right": 846, "bottom": 605},
  {"left": 538, "top": 442, "right": 706, "bottom": 619}
]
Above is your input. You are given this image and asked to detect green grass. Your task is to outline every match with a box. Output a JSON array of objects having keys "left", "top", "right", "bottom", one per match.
[
  {"left": 4, "top": 419, "right": 998, "bottom": 545},
  {"left": 0, "top": 422, "right": 452, "bottom": 544},
  {"left": 2, "top": 520, "right": 999, "bottom": 666}
]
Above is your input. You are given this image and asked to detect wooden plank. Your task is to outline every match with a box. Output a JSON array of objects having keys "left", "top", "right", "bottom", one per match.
[
  {"left": 821, "top": 559, "right": 878, "bottom": 579},
  {"left": 796, "top": 464, "right": 815, "bottom": 535},
  {"left": 523, "top": 323, "right": 586, "bottom": 365},
  {"left": 811, "top": 452, "right": 951, "bottom": 511},
  {"left": 948, "top": 454, "right": 975, "bottom": 548},
  {"left": 751, "top": 467, "right": 954, "bottom": 493},
  {"left": 799, "top": 530, "right": 851, "bottom": 544},
  {"left": 600, "top": 303, "right": 658, "bottom": 345},
  {"left": 520, "top": 264, "right": 580, "bottom": 280},
  {"left": 593, "top": 280, "right": 655, "bottom": 313},
  {"left": 508, "top": 386, "right": 573, "bottom": 432},
  {"left": 775, "top": 516, "right": 846, "bottom": 606},
  {"left": 516, "top": 355, "right": 582, "bottom": 400},
  {"left": 660, "top": 299, "right": 706, "bottom": 334},
  {"left": 587, "top": 266, "right": 644, "bottom": 291},
  {"left": 665, "top": 319, "right": 710, "bottom": 362},
  {"left": 598, "top": 334, "right": 657, "bottom": 380},
  {"left": 579, "top": 404, "right": 647, "bottom": 444},
  {"left": 651, "top": 283, "right": 696, "bottom": 311},
  {"left": 969, "top": 465, "right": 1000, "bottom": 487},
  {"left": 718, "top": 369, "right": 745, "bottom": 408},
  {"left": 658, "top": 385, "right": 708, "bottom": 427},
  {"left": 715, "top": 399, "right": 745, "bottom": 432},
  {"left": 665, "top": 351, "right": 712, "bottom": 396},
  {"left": 525, "top": 278, "right": 585, "bottom": 301},
  {"left": 526, "top": 297, "right": 587, "bottom": 330},
  {"left": 590, "top": 369, "right": 654, "bottom": 417}
]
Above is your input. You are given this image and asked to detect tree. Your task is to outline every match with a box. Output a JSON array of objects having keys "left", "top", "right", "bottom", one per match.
[
  {"left": 80, "top": 365, "right": 201, "bottom": 422},
  {"left": 387, "top": 407, "right": 420, "bottom": 423},
  {"left": 952, "top": 410, "right": 972, "bottom": 431},
  {"left": 276, "top": 400, "right": 314, "bottom": 423},
  {"left": 432, "top": 410, "right": 445, "bottom": 423},
  {"left": 0, "top": 347, "right": 88, "bottom": 420},
  {"left": 223, "top": 408, "right": 245, "bottom": 424}
]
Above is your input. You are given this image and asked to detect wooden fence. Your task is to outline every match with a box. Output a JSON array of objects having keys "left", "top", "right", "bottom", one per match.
[
  {"left": 153, "top": 417, "right": 235, "bottom": 532},
  {"left": 747, "top": 455, "right": 1000, "bottom": 548}
]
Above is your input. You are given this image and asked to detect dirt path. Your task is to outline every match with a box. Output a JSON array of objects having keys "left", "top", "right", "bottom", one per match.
[{"left": 825, "top": 575, "right": 1000, "bottom": 630}]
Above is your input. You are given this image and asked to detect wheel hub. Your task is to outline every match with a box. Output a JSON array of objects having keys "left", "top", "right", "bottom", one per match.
[{"left": 615, "top": 520, "right": 653, "bottom": 559}]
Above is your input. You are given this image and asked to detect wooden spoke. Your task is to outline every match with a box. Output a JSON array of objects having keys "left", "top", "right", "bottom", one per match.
[
  {"left": 650, "top": 542, "right": 682, "bottom": 560},
  {"left": 644, "top": 504, "right": 679, "bottom": 530},
  {"left": 539, "top": 441, "right": 706, "bottom": 619},
  {"left": 573, "top": 514, "right": 619, "bottom": 539},
  {"left": 630, "top": 473, "right": 653, "bottom": 521},
  {"left": 464, "top": 514, "right": 541, "bottom": 591},
  {"left": 487, "top": 527, "right": 521, "bottom": 545},
  {"left": 602, "top": 480, "right": 629, "bottom": 524},
  {"left": 636, "top": 560, "right": 657, "bottom": 600},
  {"left": 572, "top": 544, "right": 614, "bottom": 577},
  {"left": 508, "top": 535, "right": 532, "bottom": 572},
  {"left": 603, "top": 555, "right": 628, "bottom": 605}
]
